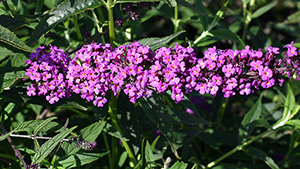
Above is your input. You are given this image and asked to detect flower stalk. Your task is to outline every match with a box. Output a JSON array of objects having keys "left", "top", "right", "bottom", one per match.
[
  {"left": 108, "top": 94, "right": 138, "bottom": 167},
  {"left": 107, "top": 0, "right": 115, "bottom": 45},
  {"left": 206, "top": 129, "right": 275, "bottom": 168}
]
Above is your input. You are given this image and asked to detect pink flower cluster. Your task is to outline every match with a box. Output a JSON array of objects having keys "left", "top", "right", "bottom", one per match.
[
  {"left": 25, "top": 45, "right": 72, "bottom": 104},
  {"left": 25, "top": 41, "right": 299, "bottom": 107}
]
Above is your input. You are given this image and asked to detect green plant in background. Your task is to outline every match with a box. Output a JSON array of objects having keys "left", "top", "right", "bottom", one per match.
[{"left": 2, "top": 0, "right": 300, "bottom": 169}]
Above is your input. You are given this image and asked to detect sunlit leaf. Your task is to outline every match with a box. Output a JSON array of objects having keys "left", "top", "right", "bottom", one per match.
[
  {"left": 31, "top": 126, "right": 77, "bottom": 164},
  {"left": 286, "top": 119, "right": 300, "bottom": 129},
  {"left": 14, "top": 120, "right": 59, "bottom": 133},
  {"left": 0, "top": 130, "right": 13, "bottom": 141},
  {"left": 27, "top": 0, "right": 104, "bottom": 46},
  {"left": 33, "top": 117, "right": 58, "bottom": 135},
  {"left": 169, "top": 161, "right": 188, "bottom": 169},
  {"left": 0, "top": 25, "right": 34, "bottom": 52}
]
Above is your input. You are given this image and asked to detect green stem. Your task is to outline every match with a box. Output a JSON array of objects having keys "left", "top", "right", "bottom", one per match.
[
  {"left": 72, "top": 15, "right": 83, "bottom": 44},
  {"left": 108, "top": 94, "right": 137, "bottom": 167},
  {"left": 174, "top": 5, "right": 178, "bottom": 34},
  {"left": 103, "top": 132, "right": 113, "bottom": 169},
  {"left": 205, "top": 129, "right": 275, "bottom": 168},
  {"left": 193, "top": 30, "right": 208, "bottom": 45},
  {"left": 107, "top": 0, "right": 115, "bottom": 46},
  {"left": 96, "top": 7, "right": 106, "bottom": 44}
]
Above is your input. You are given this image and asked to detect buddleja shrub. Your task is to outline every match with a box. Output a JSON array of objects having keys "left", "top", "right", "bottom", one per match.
[{"left": 2, "top": 0, "right": 300, "bottom": 169}]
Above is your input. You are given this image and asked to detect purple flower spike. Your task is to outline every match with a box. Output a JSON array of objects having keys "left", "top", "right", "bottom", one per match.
[{"left": 25, "top": 41, "right": 300, "bottom": 107}]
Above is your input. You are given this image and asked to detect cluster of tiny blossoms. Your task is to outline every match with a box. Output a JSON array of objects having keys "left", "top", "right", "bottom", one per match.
[
  {"left": 25, "top": 45, "right": 72, "bottom": 104},
  {"left": 25, "top": 41, "right": 299, "bottom": 107}
]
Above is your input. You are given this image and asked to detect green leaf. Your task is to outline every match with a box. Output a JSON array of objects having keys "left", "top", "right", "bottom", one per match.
[
  {"left": 14, "top": 120, "right": 59, "bottom": 133},
  {"left": 0, "top": 25, "right": 34, "bottom": 52},
  {"left": 0, "top": 46, "right": 13, "bottom": 62},
  {"left": 118, "top": 151, "right": 128, "bottom": 167},
  {"left": 286, "top": 119, "right": 300, "bottom": 129},
  {"left": 145, "top": 141, "right": 154, "bottom": 163},
  {"left": 0, "top": 14, "right": 40, "bottom": 30},
  {"left": 210, "top": 28, "right": 244, "bottom": 45},
  {"left": 27, "top": 0, "right": 104, "bottom": 46},
  {"left": 64, "top": 121, "right": 106, "bottom": 155},
  {"left": 103, "top": 122, "right": 129, "bottom": 141},
  {"left": 245, "top": 118, "right": 271, "bottom": 129},
  {"left": 33, "top": 138, "right": 41, "bottom": 152},
  {"left": 54, "top": 152, "right": 109, "bottom": 168},
  {"left": 33, "top": 117, "right": 58, "bottom": 135},
  {"left": 140, "top": 94, "right": 181, "bottom": 159},
  {"left": 273, "top": 84, "right": 295, "bottom": 129},
  {"left": 0, "top": 130, "right": 14, "bottom": 141},
  {"left": 31, "top": 126, "right": 77, "bottom": 164},
  {"left": 176, "top": 0, "right": 208, "bottom": 25},
  {"left": 2, "top": 101, "right": 22, "bottom": 121},
  {"left": 238, "top": 94, "right": 262, "bottom": 143},
  {"left": 210, "top": 1, "right": 228, "bottom": 29},
  {"left": 242, "top": 146, "right": 280, "bottom": 169},
  {"left": 165, "top": 0, "right": 177, "bottom": 7},
  {"left": 291, "top": 104, "right": 300, "bottom": 119},
  {"left": 0, "top": 59, "right": 26, "bottom": 90},
  {"left": 251, "top": 1, "right": 277, "bottom": 19},
  {"left": 150, "top": 135, "right": 160, "bottom": 151},
  {"left": 116, "top": 0, "right": 160, "bottom": 3},
  {"left": 195, "top": 0, "right": 209, "bottom": 30},
  {"left": 282, "top": 11, "right": 300, "bottom": 24},
  {"left": 169, "top": 161, "right": 188, "bottom": 169},
  {"left": 138, "top": 30, "right": 185, "bottom": 50}
]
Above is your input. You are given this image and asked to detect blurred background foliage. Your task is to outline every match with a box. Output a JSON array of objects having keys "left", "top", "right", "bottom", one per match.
[{"left": 1, "top": 0, "right": 300, "bottom": 168}]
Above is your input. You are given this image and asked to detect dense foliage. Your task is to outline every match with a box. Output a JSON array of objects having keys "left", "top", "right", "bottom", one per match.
[{"left": 2, "top": 0, "right": 300, "bottom": 169}]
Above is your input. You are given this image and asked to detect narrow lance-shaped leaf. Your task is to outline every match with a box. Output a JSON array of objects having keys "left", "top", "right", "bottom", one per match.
[
  {"left": 210, "top": 1, "right": 228, "bottom": 28},
  {"left": 14, "top": 120, "right": 59, "bottom": 133},
  {"left": 0, "top": 130, "right": 14, "bottom": 141},
  {"left": 33, "top": 117, "right": 58, "bottom": 135},
  {"left": 27, "top": 0, "right": 104, "bottom": 46},
  {"left": 251, "top": 1, "right": 277, "bottom": 19},
  {"left": 0, "top": 25, "right": 34, "bottom": 52},
  {"left": 31, "top": 126, "right": 77, "bottom": 164}
]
